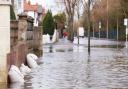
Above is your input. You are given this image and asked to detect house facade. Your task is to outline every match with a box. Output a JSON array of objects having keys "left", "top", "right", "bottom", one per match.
[
  {"left": 11, "top": 0, "right": 24, "bottom": 16},
  {"left": 24, "top": 0, "right": 45, "bottom": 26},
  {"left": 11, "top": 0, "right": 45, "bottom": 25}
]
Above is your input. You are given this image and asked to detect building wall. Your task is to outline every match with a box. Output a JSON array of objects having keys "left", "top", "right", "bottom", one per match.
[
  {"left": 0, "top": 0, "right": 11, "bottom": 4},
  {"left": 27, "top": 11, "right": 38, "bottom": 26},
  {"left": 11, "top": 0, "right": 24, "bottom": 17},
  {"left": 13, "top": 0, "right": 18, "bottom": 16},
  {"left": 0, "top": 2, "right": 10, "bottom": 82},
  {"left": 17, "top": 0, "right": 24, "bottom": 14}
]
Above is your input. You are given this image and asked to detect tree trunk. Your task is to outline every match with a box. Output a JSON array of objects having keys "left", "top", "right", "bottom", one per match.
[
  {"left": 88, "top": 0, "right": 91, "bottom": 55},
  {"left": 117, "top": 17, "right": 119, "bottom": 41},
  {"left": 67, "top": 15, "right": 74, "bottom": 42}
]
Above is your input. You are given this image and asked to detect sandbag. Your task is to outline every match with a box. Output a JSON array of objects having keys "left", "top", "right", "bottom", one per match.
[
  {"left": 9, "top": 82, "right": 24, "bottom": 89},
  {"left": 27, "top": 54, "right": 38, "bottom": 68},
  {"left": 10, "top": 65, "right": 24, "bottom": 78},
  {"left": 8, "top": 65, "right": 24, "bottom": 83},
  {"left": 29, "top": 53, "right": 38, "bottom": 60},
  {"left": 20, "top": 64, "right": 31, "bottom": 75}
]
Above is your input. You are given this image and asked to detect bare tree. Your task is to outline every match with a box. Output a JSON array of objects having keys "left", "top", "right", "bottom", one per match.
[
  {"left": 55, "top": 0, "right": 80, "bottom": 41},
  {"left": 81, "top": 0, "right": 97, "bottom": 54},
  {"left": 56, "top": 0, "right": 98, "bottom": 54}
]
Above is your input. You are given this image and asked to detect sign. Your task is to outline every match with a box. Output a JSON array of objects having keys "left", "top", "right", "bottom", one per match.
[
  {"left": 126, "top": 28, "right": 128, "bottom": 35},
  {"left": 124, "top": 18, "right": 128, "bottom": 26},
  {"left": 99, "top": 22, "right": 101, "bottom": 29},
  {"left": 78, "top": 27, "right": 84, "bottom": 37}
]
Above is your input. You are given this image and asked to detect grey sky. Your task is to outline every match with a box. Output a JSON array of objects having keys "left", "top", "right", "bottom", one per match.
[{"left": 30, "top": 0, "right": 61, "bottom": 15}]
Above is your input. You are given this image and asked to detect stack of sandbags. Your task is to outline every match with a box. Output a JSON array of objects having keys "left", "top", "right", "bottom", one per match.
[{"left": 8, "top": 53, "right": 39, "bottom": 83}]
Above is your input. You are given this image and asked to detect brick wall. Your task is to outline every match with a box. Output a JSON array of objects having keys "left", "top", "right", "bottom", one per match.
[
  {"left": 10, "top": 20, "right": 18, "bottom": 50},
  {"left": 7, "top": 43, "right": 28, "bottom": 70},
  {"left": 8, "top": 14, "right": 43, "bottom": 72},
  {"left": 33, "top": 26, "right": 43, "bottom": 56}
]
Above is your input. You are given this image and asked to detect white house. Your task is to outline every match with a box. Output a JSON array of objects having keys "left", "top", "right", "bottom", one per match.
[
  {"left": 24, "top": 0, "right": 45, "bottom": 26},
  {"left": 11, "top": 0, "right": 24, "bottom": 17}
]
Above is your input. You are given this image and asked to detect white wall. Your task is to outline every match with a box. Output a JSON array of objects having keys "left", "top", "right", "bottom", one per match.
[
  {"left": 27, "top": 11, "right": 38, "bottom": 26},
  {"left": 13, "top": 0, "right": 18, "bottom": 16},
  {"left": 17, "top": 0, "right": 24, "bottom": 14},
  {"left": 12, "top": 0, "right": 24, "bottom": 16},
  {"left": 0, "top": 2, "right": 10, "bottom": 82}
]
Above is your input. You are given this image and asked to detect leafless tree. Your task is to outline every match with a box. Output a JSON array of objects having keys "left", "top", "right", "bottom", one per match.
[
  {"left": 55, "top": 0, "right": 80, "bottom": 41},
  {"left": 81, "top": 0, "right": 97, "bottom": 54},
  {"left": 55, "top": 0, "right": 96, "bottom": 54}
]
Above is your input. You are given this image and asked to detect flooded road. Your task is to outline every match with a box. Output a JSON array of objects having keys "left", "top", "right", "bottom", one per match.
[{"left": 7, "top": 38, "right": 128, "bottom": 89}]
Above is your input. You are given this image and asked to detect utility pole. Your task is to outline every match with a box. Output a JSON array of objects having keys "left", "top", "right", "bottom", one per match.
[
  {"left": 117, "top": 18, "right": 119, "bottom": 41},
  {"left": 88, "top": 0, "right": 91, "bottom": 55},
  {"left": 126, "top": 19, "right": 128, "bottom": 48},
  {"left": 77, "top": 1, "right": 80, "bottom": 45},
  {"left": 107, "top": 0, "right": 109, "bottom": 39}
]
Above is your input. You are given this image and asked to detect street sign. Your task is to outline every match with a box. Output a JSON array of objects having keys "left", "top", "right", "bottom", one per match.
[
  {"left": 99, "top": 22, "right": 101, "bottom": 29},
  {"left": 126, "top": 28, "right": 128, "bottom": 35},
  {"left": 78, "top": 27, "right": 84, "bottom": 37},
  {"left": 124, "top": 18, "right": 127, "bottom": 26}
]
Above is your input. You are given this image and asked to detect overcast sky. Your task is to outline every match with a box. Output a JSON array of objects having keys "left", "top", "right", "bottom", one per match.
[{"left": 29, "top": 0, "right": 60, "bottom": 15}]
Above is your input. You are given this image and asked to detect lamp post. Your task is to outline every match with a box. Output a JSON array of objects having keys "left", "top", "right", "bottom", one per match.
[
  {"left": 88, "top": 0, "right": 91, "bottom": 55},
  {"left": 107, "top": 0, "right": 109, "bottom": 39}
]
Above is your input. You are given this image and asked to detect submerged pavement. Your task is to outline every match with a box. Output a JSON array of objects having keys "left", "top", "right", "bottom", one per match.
[{"left": 8, "top": 38, "right": 128, "bottom": 89}]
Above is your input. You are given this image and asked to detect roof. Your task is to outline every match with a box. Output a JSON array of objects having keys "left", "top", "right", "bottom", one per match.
[
  {"left": 24, "top": 0, "right": 45, "bottom": 16},
  {"left": 24, "top": 1, "right": 38, "bottom": 12}
]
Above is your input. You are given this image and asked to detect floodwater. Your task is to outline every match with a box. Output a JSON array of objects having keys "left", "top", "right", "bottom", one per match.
[{"left": 7, "top": 38, "right": 128, "bottom": 89}]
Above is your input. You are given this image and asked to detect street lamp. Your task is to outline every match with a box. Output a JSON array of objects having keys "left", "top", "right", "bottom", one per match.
[
  {"left": 88, "top": 0, "right": 91, "bottom": 55},
  {"left": 107, "top": 0, "right": 109, "bottom": 39}
]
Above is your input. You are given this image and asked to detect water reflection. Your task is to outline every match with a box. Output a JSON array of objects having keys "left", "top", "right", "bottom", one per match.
[
  {"left": 49, "top": 44, "right": 53, "bottom": 53},
  {"left": 8, "top": 83, "right": 24, "bottom": 89},
  {"left": 86, "top": 55, "right": 92, "bottom": 88}
]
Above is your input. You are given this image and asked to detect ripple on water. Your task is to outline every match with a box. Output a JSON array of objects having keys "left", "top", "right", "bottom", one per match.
[{"left": 8, "top": 43, "right": 128, "bottom": 89}]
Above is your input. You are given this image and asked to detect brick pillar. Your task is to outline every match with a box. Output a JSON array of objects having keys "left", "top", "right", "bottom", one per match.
[
  {"left": 26, "top": 16, "right": 34, "bottom": 52},
  {"left": 0, "top": 0, "right": 11, "bottom": 83},
  {"left": 33, "top": 26, "right": 43, "bottom": 56},
  {"left": 18, "top": 13, "right": 28, "bottom": 43}
]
